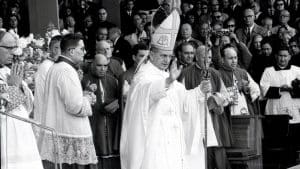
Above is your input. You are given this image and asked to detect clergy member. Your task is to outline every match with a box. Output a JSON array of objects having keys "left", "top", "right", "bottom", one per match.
[
  {"left": 218, "top": 44, "right": 260, "bottom": 116},
  {"left": 260, "top": 46, "right": 300, "bottom": 123},
  {"left": 82, "top": 53, "right": 121, "bottom": 169},
  {"left": 120, "top": 10, "right": 218, "bottom": 169},
  {"left": 38, "top": 34, "right": 98, "bottom": 169},
  {"left": 34, "top": 35, "right": 61, "bottom": 123},
  {"left": 179, "top": 45, "right": 232, "bottom": 169}
]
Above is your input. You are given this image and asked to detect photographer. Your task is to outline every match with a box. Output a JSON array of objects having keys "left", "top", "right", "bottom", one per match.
[{"left": 211, "top": 23, "right": 253, "bottom": 70}]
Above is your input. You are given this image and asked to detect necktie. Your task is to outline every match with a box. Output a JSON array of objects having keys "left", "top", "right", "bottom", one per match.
[{"left": 246, "top": 27, "right": 251, "bottom": 44}]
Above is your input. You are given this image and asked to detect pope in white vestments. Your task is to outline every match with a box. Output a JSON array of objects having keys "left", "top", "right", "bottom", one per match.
[{"left": 120, "top": 10, "right": 218, "bottom": 169}]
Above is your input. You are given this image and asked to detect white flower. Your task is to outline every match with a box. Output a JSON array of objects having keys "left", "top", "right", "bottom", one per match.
[
  {"left": 61, "top": 29, "right": 70, "bottom": 35},
  {"left": 32, "top": 38, "right": 45, "bottom": 48},
  {"left": 26, "top": 34, "right": 34, "bottom": 44},
  {"left": 17, "top": 37, "right": 29, "bottom": 49},
  {"left": 13, "top": 47, "right": 23, "bottom": 56}
]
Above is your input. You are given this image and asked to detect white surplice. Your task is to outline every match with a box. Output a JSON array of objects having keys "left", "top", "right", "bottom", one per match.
[
  {"left": 260, "top": 65, "right": 300, "bottom": 123},
  {"left": 120, "top": 62, "right": 217, "bottom": 169},
  {"left": 34, "top": 59, "right": 54, "bottom": 123}
]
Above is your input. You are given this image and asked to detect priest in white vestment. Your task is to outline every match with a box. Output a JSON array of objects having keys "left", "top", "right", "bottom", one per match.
[
  {"left": 120, "top": 10, "right": 218, "bottom": 169},
  {"left": 260, "top": 47, "right": 300, "bottom": 123},
  {"left": 34, "top": 35, "right": 61, "bottom": 123}
]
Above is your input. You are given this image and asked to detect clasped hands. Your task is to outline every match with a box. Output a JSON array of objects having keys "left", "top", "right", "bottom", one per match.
[{"left": 83, "top": 91, "right": 97, "bottom": 105}]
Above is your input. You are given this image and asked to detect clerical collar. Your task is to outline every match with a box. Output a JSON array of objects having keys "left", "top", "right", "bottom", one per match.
[
  {"left": 274, "top": 64, "right": 291, "bottom": 71},
  {"left": 55, "top": 55, "right": 79, "bottom": 70}
]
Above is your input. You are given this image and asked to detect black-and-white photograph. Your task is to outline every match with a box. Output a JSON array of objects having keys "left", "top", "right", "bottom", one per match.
[{"left": 1, "top": 0, "right": 300, "bottom": 169}]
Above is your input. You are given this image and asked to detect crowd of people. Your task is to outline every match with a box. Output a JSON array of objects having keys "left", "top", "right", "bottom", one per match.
[{"left": 1, "top": 0, "right": 300, "bottom": 169}]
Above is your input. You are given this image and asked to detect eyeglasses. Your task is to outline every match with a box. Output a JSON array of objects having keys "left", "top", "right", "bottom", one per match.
[
  {"left": 227, "top": 24, "right": 235, "bottom": 27},
  {"left": 214, "top": 15, "right": 222, "bottom": 18}
]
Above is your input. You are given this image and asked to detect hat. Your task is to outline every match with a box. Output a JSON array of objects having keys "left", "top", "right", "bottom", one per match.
[{"left": 151, "top": 10, "right": 180, "bottom": 55}]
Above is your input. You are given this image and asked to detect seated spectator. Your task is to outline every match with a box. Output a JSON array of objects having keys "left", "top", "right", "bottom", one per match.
[
  {"left": 194, "top": 22, "right": 211, "bottom": 45},
  {"left": 185, "top": 11, "right": 197, "bottom": 29},
  {"left": 224, "top": 17, "right": 237, "bottom": 33},
  {"left": 273, "top": 0, "right": 287, "bottom": 25},
  {"left": 252, "top": 2, "right": 264, "bottom": 25},
  {"left": 271, "top": 10, "right": 297, "bottom": 37},
  {"left": 64, "top": 15, "right": 77, "bottom": 34},
  {"left": 198, "top": 1, "right": 210, "bottom": 24},
  {"left": 212, "top": 33, "right": 253, "bottom": 70},
  {"left": 96, "top": 7, "right": 116, "bottom": 29},
  {"left": 82, "top": 14, "right": 96, "bottom": 59},
  {"left": 175, "top": 23, "right": 202, "bottom": 50},
  {"left": 289, "top": 37, "right": 300, "bottom": 66},
  {"left": 260, "top": 46, "right": 300, "bottom": 123},
  {"left": 261, "top": 16, "right": 273, "bottom": 36},
  {"left": 221, "top": 0, "right": 231, "bottom": 15},
  {"left": 249, "top": 34, "right": 263, "bottom": 56},
  {"left": 235, "top": 8, "right": 267, "bottom": 48},
  {"left": 210, "top": 0, "right": 229, "bottom": 23},
  {"left": 124, "top": 13, "right": 147, "bottom": 46},
  {"left": 7, "top": 14, "right": 25, "bottom": 36},
  {"left": 120, "top": 0, "right": 136, "bottom": 35},
  {"left": 180, "top": 1, "right": 191, "bottom": 22},
  {"left": 109, "top": 27, "right": 132, "bottom": 69},
  {"left": 96, "top": 26, "right": 108, "bottom": 42},
  {"left": 249, "top": 38, "right": 275, "bottom": 83}
]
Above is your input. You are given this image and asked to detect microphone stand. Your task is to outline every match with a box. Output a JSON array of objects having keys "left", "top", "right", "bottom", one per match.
[{"left": 0, "top": 99, "right": 62, "bottom": 169}]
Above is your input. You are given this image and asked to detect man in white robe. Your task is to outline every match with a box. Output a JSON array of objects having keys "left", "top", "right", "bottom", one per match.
[
  {"left": 38, "top": 34, "right": 98, "bottom": 169},
  {"left": 260, "top": 47, "right": 300, "bottom": 123},
  {"left": 34, "top": 35, "right": 61, "bottom": 123},
  {"left": 120, "top": 10, "right": 218, "bottom": 169}
]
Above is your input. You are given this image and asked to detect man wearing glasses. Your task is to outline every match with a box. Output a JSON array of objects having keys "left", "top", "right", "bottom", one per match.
[
  {"left": 236, "top": 8, "right": 267, "bottom": 48},
  {"left": 38, "top": 34, "right": 98, "bottom": 169},
  {"left": 271, "top": 10, "right": 296, "bottom": 37}
]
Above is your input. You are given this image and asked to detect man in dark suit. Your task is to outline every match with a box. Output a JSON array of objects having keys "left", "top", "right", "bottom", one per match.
[
  {"left": 96, "top": 7, "right": 116, "bottom": 30},
  {"left": 108, "top": 27, "right": 133, "bottom": 69},
  {"left": 175, "top": 23, "right": 202, "bottom": 50},
  {"left": 228, "top": 0, "right": 243, "bottom": 25},
  {"left": 235, "top": 8, "right": 268, "bottom": 48},
  {"left": 120, "top": 0, "right": 136, "bottom": 35}
]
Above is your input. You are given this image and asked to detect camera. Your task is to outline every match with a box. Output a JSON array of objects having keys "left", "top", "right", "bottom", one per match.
[{"left": 211, "top": 29, "right": 231, "bottom": 37}]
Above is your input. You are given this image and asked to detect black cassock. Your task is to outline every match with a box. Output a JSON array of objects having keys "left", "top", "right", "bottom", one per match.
[{"left": 82, "top": 73, "right": 120, "bottom": 166}]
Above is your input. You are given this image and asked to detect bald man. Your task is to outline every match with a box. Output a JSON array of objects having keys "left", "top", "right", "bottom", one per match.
[
  {"left": 95, "top": 40, "right": 124, "bottom": 78},
  {"left": 82, "top": 54, "right": 121, "bottom": 169}
]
